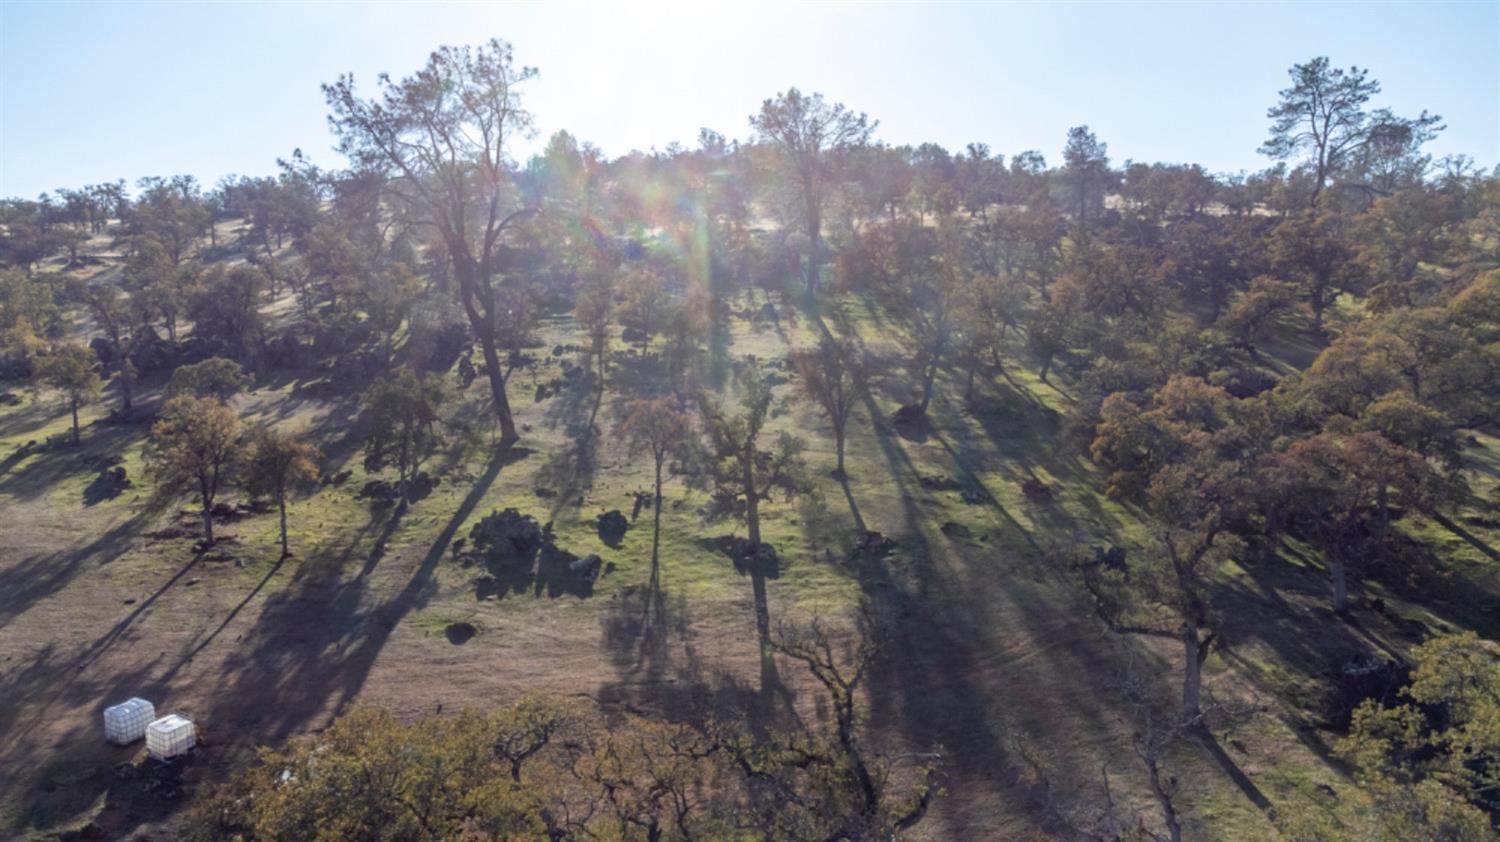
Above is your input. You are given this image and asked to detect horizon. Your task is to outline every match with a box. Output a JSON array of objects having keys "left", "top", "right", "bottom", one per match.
[{"left": 2, "top": 0, "right": 1498, "bottom": 198}]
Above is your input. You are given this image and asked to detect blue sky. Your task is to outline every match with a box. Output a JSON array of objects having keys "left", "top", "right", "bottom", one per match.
[{"left": 2, "top": 1, "right": 1497, "bottom": 198}]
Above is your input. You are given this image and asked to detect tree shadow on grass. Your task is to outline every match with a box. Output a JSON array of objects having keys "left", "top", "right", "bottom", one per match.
[
  {"left": 0, "top": 416, "right": 153, "bottom": 502},
  {"left": 1432, "top": 511, "right": 1500, "bottom": 562},
  {"left": 832, "top": 310, "right": 1183, "bottom": 836},
  {"left": 532, "top": 372, "right": 613, "bottom": 517},
  {"left": 21, "top": 447, "right": 528, "bottom": 834},
  {"left": 707, "top": 290, "right": 734, "bottom": 392},
  {"left": 1205, "top": 540, "right": 1437, "bottom": 784},
  {"left": 595, "top": 583, "right": 769, "bottom": 734},
  {"left": 0, "top": 652, "right": 175, "bottom": 840},
  {"left": 692, "top": 534, "right": 799, "bottom": 720},
  {"left": 192, "top": 445, "right": 516, "bottom": 765},
  {"left": 0, "top": 394, "right": 62, "bottom": 443},
  {"left": 0, "top": 510, "right": 153, "bottom": 630},
  {"left": 960, "top": 384, "right": 1135, "bottom": 541}
]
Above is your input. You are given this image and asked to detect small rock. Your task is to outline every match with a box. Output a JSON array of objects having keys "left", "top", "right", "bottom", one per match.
[
  {"left": 597, "top": 510, "right": 629, "bottom": 546},
  {"left": 941, "top": 521, "right": 971, "bottom": 539},
  {"left": 570, "top": 553, "right": 603, "bottom": 583}
]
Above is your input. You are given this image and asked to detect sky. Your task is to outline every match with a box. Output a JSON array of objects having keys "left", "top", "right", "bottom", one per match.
[{"left": 2, "top": 0, "right": 1497, "bottom": 199}]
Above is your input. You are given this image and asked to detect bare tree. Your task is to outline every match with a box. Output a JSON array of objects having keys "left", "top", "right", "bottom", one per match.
[
  {"left": 768, "top": 605, "right": 940, "bottom": 838},
  {"left": 1011, "top": 645, "right": 1233, "bottom": 842},
  {"left": 1118, "top": 650, "right": 1210, "bottom": 842},
  {"left": 1077, "top": 524, "right": 1233, "bottom": 719}
]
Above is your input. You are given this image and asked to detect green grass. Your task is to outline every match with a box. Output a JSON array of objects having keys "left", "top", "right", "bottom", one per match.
[{"left": 6, "top": 276, "right": 1500, "bottom": 841}]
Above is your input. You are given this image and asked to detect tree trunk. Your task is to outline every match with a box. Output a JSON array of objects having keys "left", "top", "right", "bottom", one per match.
[
  {"left": 452, "top": 253, "right": 519, "bottom": 446},
  {"left": 743, "top": 448, "right": 761, "bottom": 547},
  {"left": 199, "top": 476, "right": 215, "bottom": 545},
  {"left": 118, "top": 364, "right": 133, "bottom": 415},
  {"left": 477, "top": 331, "right": 519, "bottom": 445},
  {"left": 1209, "top": 280, "right": 1226, "bottom": 323},
  {"left": 805, "top": 200, "right": 821, "bottom": 300},
  {"left": 920, "top": 358, "right": 937, "bottom": 413},
  {"left": 649, "top": 457, "right": 664, "bottom": 623},
  {"left": 841, "top": 716, "right": 879, "bottom": 817},
  {"left": 1377, "top": 484, "right": 1390, "bottom": 549},
  {"left": 70, "top": 398, "right": 80, "bottom": 444},
  {"left": 1331, "top": 555, "right": 1348, "bottom": 613},
  {"left": 834, "top": 427, "right": 846, "bottom": 476},
  {"left": 1182, "top": 623, "right": 1207, "bottom": 717},
  {"left": 278, "top": 493, "right": 290, "bottom": 558}
]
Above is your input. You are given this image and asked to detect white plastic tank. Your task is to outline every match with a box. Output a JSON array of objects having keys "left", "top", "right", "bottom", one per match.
[
  {"left": 103, "top": 698, "right": 156, "bottom": 745},
  {"left": 146, "top": 714, "right": 197, "bottom": 760}
]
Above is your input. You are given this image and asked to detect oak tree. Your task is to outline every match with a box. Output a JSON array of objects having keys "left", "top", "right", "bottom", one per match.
[
  {"left": 697, "top": 365, "right": 806, "bottom": 550},
  {"left": 146, "top": 395, "right": 243, "bottom": 544},
  {"left": 164, "top": 357, "right": 252, "bottom": 401},
  {"left": 751, "top": 88, "right": 875, "bottom": 298},
  {"left": 32, "top": 342, "right": 101, "bottom": 444},
  {"left": 360, "top": 371, "right": 448, "bottom": 497},
  {"left": 245, "top": 426, "right": 322, "bottom": 558},
  {"left": 617, "top": 397, "right": 692, "bottom": 622},
  {"left": 791, "top": 334, "right": 871, "bottom": 476},
  {"left": 325, "top": 39, "right": 538, "bottom": 445}
]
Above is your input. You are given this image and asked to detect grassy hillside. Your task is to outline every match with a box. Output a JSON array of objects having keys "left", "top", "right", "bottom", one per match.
[{"left": 3, "top": 217, "right": 1496, "bottom": 840}]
